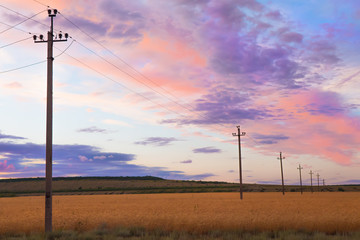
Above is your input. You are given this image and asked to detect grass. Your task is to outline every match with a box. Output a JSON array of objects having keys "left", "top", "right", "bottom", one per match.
[
  {"left": 1, "top": 192, "right": 360, "bottom": 236},
  {"left": 1, "top": 228, "right": 360, "bottom": 240}
]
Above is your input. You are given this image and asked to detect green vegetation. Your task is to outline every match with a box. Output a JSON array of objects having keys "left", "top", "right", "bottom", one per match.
[
  {"left": 0, "top": 176, "right": 359, "bottom": 196},
  {"left": 1, "top": 227, "right": 360, "bottom": 240}
]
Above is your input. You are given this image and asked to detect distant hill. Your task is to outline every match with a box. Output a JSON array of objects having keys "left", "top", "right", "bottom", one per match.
[{"left": 0, "top": 176, "right": 359, "bottom": 197}]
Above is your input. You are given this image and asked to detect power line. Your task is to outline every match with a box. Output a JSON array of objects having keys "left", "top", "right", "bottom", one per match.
[
  {"left": 30, "top": 1, "right": 254, "bottom": 139},
  {"left": 58, "top": 15, "right": 235, "bottom": 133},
  {"left": 0, "top": 60, "right": 46, "bottom": 74},
  {"left": 0, "top": 21, "right": 33, "bottom": 34},
  {"left": 54, "top": 39, "right": 75, "bottom": 58},
  {"left": 0, "top": 6, "right": 46, "bottom": 35},
  {"left": 32, "top": 0, "right": 49, "bottom": 8},
  {"left": 0, "top": 40, "right": 74, "bottom": 74},
  {"left": 0, "top": 36, "right": 32, "bottom": 49},
  {"left": 0, "top": 5, "right": 190, "bottom": 125},
  {"left": 56, "top": 49, "right": 186, "bottom": 118},
  {"left": 60, "top": 12, "right": 196, "bottom": 110}
]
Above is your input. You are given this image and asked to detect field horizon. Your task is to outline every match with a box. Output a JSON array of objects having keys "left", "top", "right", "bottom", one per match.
[{"left": 1, "top": 176, "right": 359, "bottom": 197}]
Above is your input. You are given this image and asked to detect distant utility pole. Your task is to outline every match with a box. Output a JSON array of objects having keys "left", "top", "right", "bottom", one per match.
[
  {"left": 277, "top": 152, "right": 285, "bottom": 195},
  {"left": 33, "top": 9, "right": 68, "bottom": 233},
  {"left": 297, "top": 164, "right": 303, "bottom": 195},
  {"left": 232, "top": 126, "right": 246, "bottom": 200},
  {"left": 323, "top": 179, "right": 325, "bottom": 186},
  {"left": 317, "top": 173, "right": 320, "bottom": 192},
  {"left": 309, "top": 170, "right": 314, "bottom": 193}
]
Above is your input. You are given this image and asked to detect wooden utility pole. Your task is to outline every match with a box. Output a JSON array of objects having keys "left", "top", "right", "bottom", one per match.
[
  {"left": 297, "top": 164, "right": 303, "bottom": 194},
  {"left": 317, "top": 173, "right": 320, "bottom": 192},
  {"left": 309, "top": 170, "right": 314, "bottom": 193},
  {"left": 323, "top": 179, "right": 325, "bottom": 186},
  {"left": 277, "top": 152, "right": 285, "bottom": 195},
  {"left": 33, "top": 9, "right": 68, "bottom": 233},
  {"left": 232, "top": 126, "right": 246, "bottom": 200}
]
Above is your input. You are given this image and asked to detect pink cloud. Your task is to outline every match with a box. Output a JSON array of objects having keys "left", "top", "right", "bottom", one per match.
[
  {"left": 280, "top": 32, "right": 303, "bottom": 43},
  {"left": 78, "top": 155, "right": 92, "bottom": 162},
  {"left": 266, "top": 10, "right": 282, "bottom": 20},
  {"left": 247, "top": 89, "right": 360, "bottom": 165},
  {"left": 0, "top": 160, "right": 15, "bottom": 171}
]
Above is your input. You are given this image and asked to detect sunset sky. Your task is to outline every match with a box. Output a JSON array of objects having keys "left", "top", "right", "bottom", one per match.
[{"left": 1, "top": 0, "right": 359, "bottom": 185}]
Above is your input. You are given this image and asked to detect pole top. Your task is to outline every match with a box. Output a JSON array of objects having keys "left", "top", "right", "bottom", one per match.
[{"left": 48, "top": 9, "right": 58, "bottom": 17}]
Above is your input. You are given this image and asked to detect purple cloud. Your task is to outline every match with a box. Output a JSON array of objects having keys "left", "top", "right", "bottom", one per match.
[
  {"left": 266, "top": 10, "right": 282, "bottom": 20},
  {"left": 253, "top": 133, "right": 289, "bottom": 145},
  {"left": 59, "top": 15, "right": 110, "bottom": 36},
  {"left": 99, "top": 0, "right": 146, "bottom": 43},
  {"left": 134, "top": 137, "right": 180, "bottom": 146},
  {"left": 193, "top": 147, "right": 221, "bottom": 154},
  {"left": 180, "top": 159, "right": 192, "bottom": 164},
  {"left": 162, "top": 88, "right": 271, "bottom": 125},
  {"left": 0, "top": 141, "right": 214, "bottom": 180},
  {"left": 0, "top": 160, "right": 14, "bottom": 171},
  {"left": 306, "top": 39, "right": 340, "bottom": 64},
  {"left": 0, "top": 132, "right": 26, "bottom": 140},
  {"left": 77, "top": 126, "right": 108, "bottom": 133},
  {"left": 299, "top": 91, "right": 345, "bottom": 116},
  {"left": 0, "top": 142, "right": 134, "bottom": 164},
  {"left": 280, "top": 32, "right": 303, "bottom": 43}
]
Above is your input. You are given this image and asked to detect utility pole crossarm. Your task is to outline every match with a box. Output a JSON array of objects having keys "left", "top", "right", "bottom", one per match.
[
  {"left": 232, "top": 125, "right": 246, "bottom": 200},
  {"left": 33, "top": 8, "right": 68, "bottom": 233}
]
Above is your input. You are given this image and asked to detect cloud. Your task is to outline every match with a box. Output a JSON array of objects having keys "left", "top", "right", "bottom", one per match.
[
  {"left": 193, "top": 147, "right": 221, "bottom": 154},
  {"left": 339, "top": 179, "right": 360, "bottom": 185},
  {"left": 0, "top": 160, "right": 14, "bottom": 171},
  {"left": 134, "top": 137, "right": 180, "bottom": 146},
  {"left": 163, "top": 88, "right": 271, "bottom": 125},
  {"left": 60, "top": 14, "right": 110, "bottom": 36},
  {"left": 0, "top": 141, "right": 213, "bottom": 180},
  {"left": 0, "top": 132, "right": 26, "bottom": 140},
  {"left": 0, "top": 142, "right": 135, "bottom": 165},
  {"left": 265, "top": 10, "right": 282, "bottom": 20},
  {"left": 280, "top": 32, "right": 303, "bottom": 43},
  {"left": 77, "top": 126, "right": 108, "bottom": 133},
  {"left": 253, "top": 133, "right": 289, "bottom": 145},
  {"left": 180, "top": 159, "right": 192, "bottom": 164},
  {"left": 78, "top": 155, "right": 91, "bottom": 162}
]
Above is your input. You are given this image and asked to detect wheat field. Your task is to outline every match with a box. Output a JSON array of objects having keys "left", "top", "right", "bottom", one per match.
[{"left": 0, "top": 192, "right": 359, "bottom": 234}]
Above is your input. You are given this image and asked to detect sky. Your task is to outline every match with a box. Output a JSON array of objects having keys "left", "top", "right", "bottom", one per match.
[{"left": 0, "top": 0, "right": 360, "bottom": 185}]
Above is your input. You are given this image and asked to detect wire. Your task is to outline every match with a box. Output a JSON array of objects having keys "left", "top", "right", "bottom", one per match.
[
  {"left": 246, "top": 134, "right": 261, "bottom": 145},
  {"left": 61, "top": 16, "right": 229, "bottom": 131},
  {"left": 0, "top": 36, "right": 32, "bottom": 49},
  {"left": 0, "top": 60, "right": 46, "bottom": 74},
  {"left": 0, "top": 7, "right": 47, "bottom": 35},
  {"left": 54, "top": 39, "right": 75, "bottom": 58},
  {"left": 0, "top": 21, "right": 33, "bottom": 34},
  {"left": 60, "top": 13, "right": 196, "bottom": 109},
  {"left": 30, "top": 2, "right": 247, "bottom": 138},
  {"left": 0, "top": 39, "right": 74, "bottom": 74},
  {"left": 74, "top": 40, "right": 198, "bottom": 113},
  {"left": 56, "top": 49, "right": 186, "bottom": 118},
  {"left": 32, "top": 0, "right": 49, "bottom": 8}
]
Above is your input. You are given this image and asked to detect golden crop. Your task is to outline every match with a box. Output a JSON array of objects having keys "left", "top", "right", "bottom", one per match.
[{"left": 0, "top": 192, "right": 359, "bottom": 234}]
